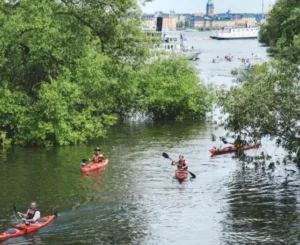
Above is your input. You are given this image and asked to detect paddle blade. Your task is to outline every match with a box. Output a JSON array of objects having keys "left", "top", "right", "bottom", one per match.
[
  {"left": 222, "top": 138, "right": 228, "bottom": 144},
  {"left": 162, "top": 152, "right": 169, "bottom": 159},
  {"left": 13, "top": 205, "right": 17, "bottom": 213},
  {"left": 188, "top": 171, "right": 196, "bottom": 178}
]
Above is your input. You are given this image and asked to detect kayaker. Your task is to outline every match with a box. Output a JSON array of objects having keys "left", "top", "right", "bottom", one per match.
[
  {"left": 18, "top": 201, "right": 41, "bottom": 224},
  {"left": 172, "top": 155, "right": 188, "bottom": 170},
  {"left": 92, "top": 147, "right": 104, "bottom": 163},
  {"left": 234, "top": 135, "right": 245, "bottom": 148}
]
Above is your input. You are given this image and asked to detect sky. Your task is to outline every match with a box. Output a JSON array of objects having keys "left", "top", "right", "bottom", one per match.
[{"left": 141, "top": 0, "right": 274, "bottom": 14}]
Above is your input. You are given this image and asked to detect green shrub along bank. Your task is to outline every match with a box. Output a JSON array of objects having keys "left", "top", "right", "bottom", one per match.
[
  {"left": 0, "top": 0, "right": 212, "bottom": 147},
  {"left": 136, "top": 57, "right": 213, "bottom": 121},
  {"left": 218, "top": 0, "right": 300, "bottom": 157}
]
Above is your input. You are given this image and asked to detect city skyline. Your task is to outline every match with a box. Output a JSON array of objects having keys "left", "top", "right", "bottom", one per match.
[{"left": 142, "top": 0, "right": 274, "bottom": 14}]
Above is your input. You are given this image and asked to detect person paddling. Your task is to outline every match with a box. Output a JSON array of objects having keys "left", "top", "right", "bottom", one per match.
[
  {"left": 17, "top": 201, "right": 40, "bottom": 224},
  {"left": 233, "top": 135, "right": 245, "bottom": 148},
  {"left": 92, "top": 147, "right": 104, "bottom": 163},
  {"left": 172, "top": 155, "right": 188, "bottom": 170}
]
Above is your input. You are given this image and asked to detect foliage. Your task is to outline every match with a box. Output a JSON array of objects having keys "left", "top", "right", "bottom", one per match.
[
  {"left": 137, "top": 57, "right": 213, "bottom": 121},
  {"left": 218, "top": 61, "right": 300, "bottom": 151},
  {"left": 0, "top": 0, "right": 213, "bottom": 146},
  {"left": 259, "top": 0, "right": 300, "bottom": 63},
  {"left": 219, "top": 0, "right": 300, "bottom": 156}
]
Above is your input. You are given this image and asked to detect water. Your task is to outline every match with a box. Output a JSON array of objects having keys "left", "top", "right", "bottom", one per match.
[{"left": 0, "top": 32, "right": 300, "bottom": 245}]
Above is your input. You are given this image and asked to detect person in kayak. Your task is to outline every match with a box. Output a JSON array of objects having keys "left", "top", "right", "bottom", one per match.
[
  {"left": 18, "top": 201, "right": 41, "bottom": 224},
  {"left": 172, "top": 155, "right": 188, "bottom": 170},
  {"left": 234, "top": 135, "right": 245, "bottom": 148},
  {"left": 92, "top": 147, "right": 104, "bottom": 163}
]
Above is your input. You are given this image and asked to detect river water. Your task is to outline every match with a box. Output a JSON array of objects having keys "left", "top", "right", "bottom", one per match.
[{"left": 0, "top": 32, "right": 300, "bottom": 245}]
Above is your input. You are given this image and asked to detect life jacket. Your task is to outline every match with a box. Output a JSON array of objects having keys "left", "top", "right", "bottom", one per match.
[
  {"left": 93, "top": 154, "right": 103, "bottom": 163},
  {"left": 178, "top": 160, "right": 187, "bottom": 168},
  {"left": 26, "top": 208, "right": 37, "bottom": 219}
]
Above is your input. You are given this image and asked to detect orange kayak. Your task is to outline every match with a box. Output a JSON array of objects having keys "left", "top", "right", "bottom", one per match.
[
  {"left": 81, "top": 158, "right": 109, "bottom": 173},
  {"left": 209, "top": 143, "right": 260, "bottom": 156},
  {"left": 0, "top": 214, "right": 56, "bottom": 241},
  {"left": 175, "top": 169, "right": 188, "bottom": 183}
]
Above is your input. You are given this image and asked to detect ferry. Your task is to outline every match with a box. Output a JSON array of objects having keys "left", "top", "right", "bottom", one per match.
[
  {"left": 210, "top": 26, "right": 259, "bottom": 40},
  {"left": 153, "top": 32, "right": 202, "bottom": 60}
]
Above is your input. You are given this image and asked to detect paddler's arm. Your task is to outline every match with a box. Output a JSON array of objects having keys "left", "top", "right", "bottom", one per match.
[{"left": 17, "top": 212, "right": 26, "bottom": 218}]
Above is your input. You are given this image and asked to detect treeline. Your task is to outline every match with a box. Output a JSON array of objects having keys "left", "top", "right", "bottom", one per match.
[
  {"left": 0, "top": 0, "right": 212, "bottom": 146},
  {"left": 218, "top": 0, "right": 300, "bottom": 157}
]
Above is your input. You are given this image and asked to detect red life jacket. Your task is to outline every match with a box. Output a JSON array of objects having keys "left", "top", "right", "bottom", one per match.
[
  {"left": 26, "top": 208, "right": 37, "bottom": 219},
  {"left": 178, "top": 160, "right": 187, "bottom": 168}
]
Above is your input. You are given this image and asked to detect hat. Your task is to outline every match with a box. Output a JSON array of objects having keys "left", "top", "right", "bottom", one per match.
[{"left": 94, "top": 147, "right": 101, "bottom": 151}]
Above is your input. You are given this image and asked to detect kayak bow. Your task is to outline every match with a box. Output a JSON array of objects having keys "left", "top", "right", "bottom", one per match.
[
  {"left": 81, "top": 158, "right": 109, "bottom": 173},
  {"left": 0, "top": 214, "right": 57, "bottom": 241},
  {"left": 209, "top": 143, "right": 260, "bottom": 156},
  {"left": 175, "top": 169, "right": 189, "bottom": 183}
]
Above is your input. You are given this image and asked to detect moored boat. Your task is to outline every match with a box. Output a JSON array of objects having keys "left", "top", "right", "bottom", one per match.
[{"left": 209, "top": 143, "right": 260, "bottom": 156}]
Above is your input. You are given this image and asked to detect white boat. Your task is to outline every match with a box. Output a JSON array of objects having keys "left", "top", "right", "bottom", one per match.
[
  {"left": 152, "top": 32, "right": 202, "bottom": 60},
  {"left": 210, "top": 26, "right": 259, "bottom": 40}
]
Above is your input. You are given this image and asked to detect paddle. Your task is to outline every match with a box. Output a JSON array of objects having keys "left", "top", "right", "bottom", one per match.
[
  {"left": 162, "top": 152, "right": 196, "bottom": 178},
  {"left": 222, "top": 138, "right": 234, "bottom": 145},
  {"left": 13, "top": 205, "right": 22, "bottom": 222}
]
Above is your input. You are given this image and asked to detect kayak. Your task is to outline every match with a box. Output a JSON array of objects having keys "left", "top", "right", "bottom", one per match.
[
  {"left": 0, "top": 214, "right": 56, "bottom": 241},
  {"left": 209, "top": 143, "right": 261, "bottom": 156},
  {"left": 175, "top": 169, "right": 189, "bottom": 183},
  {"left": 81, "top": 158, "right": 109, "bottom": 173}
]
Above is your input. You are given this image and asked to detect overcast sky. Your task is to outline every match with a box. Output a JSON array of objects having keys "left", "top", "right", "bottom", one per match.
[{"left": 141, "top": 0, "right": 274, "bottom": 14}]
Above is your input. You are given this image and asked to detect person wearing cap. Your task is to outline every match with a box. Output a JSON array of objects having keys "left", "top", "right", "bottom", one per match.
[
  {"left": 172, "top": 155, "right": 188, "bottom": 170},
  {"left": 92, "top": 147, "right": 104, "bottom": 163}
]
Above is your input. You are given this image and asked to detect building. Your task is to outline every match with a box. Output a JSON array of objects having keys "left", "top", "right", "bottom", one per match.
[
  {"left": 162, "top": 16, "right": 177, "bottom": 31},
  {"left": 142, "top": 0, "right": 264, "bottom": 31},
  {"left": 206, "top": 0, "right": 214, "bottom": 16},
  {"left": 235, "top": 17, "right": 257, "bottom": 27}
]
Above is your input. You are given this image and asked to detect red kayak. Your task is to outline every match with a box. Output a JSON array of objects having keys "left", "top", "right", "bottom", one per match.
[
  {"left": 209, "top": 143, "right": 260, "bottom": 156},
  {"left": 0, "top": 214, "right": 56, "bottom": 241},
  {"left": 175, "top": 169, "right": 189, "bottom": 183},
  {"left": 81, "top": 158, "right": 109, "bottom": 173}
]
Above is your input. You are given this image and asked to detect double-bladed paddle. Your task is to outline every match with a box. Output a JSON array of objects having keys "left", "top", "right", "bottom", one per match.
[{"left": 162, "top": 152, "right": 196, "bottom": 178}]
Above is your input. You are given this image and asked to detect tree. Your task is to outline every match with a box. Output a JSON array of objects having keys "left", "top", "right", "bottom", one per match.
[
  {"left": 0, "top": 0, "right": 213, "bottom": 146},
  {"left": 137, "top": 57, "right": 213, "bottom": 121},
  {"left": 218, "top": 0, "right": 300, "bottom": 158},
  {"left": 259, "top": 0, "right": 300, "bottom": 63}
]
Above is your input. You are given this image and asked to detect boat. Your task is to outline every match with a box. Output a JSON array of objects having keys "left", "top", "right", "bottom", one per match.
[
  {"left": 209, "top": 143, "right": 260, "bottom": 156},
  {"left": 81, "top": 158, "right": 109, "bottom": 173},
  {"left": 210, "top": 26, "right": 259, "bottom": 40},
  {"left": 0, "top": 214, "right": 57, "bottom": 241},
  {"left": 150, "top": 32, "right": 202, "bottom": 60},
  {"left": 175, "top": 169, "right": 189, "bottom": 183}
]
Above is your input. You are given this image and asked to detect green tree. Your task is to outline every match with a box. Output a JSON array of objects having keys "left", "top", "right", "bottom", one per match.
[
  {"left": 137, "top": 57, "right": 213, "bottom": 121},
  {"left": 0, "top": 0, "right": 213, "bottom": 146},
  {"left": 259, "top": 0, "right": 300, "bottom": 63}
]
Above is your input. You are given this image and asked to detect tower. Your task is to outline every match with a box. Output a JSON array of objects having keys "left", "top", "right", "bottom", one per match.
[{"left": 206, "top": 0, "right": 214, "bottom": 16}]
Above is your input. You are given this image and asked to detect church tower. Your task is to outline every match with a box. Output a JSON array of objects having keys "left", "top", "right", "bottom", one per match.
[{"left": 206, "top": 0, "right": 214, "bottom": 16}]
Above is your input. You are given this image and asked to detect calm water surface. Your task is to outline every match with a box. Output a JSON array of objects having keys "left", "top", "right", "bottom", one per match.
[{"left": 0, "top": 32, "right": 300, "bottom": 245}]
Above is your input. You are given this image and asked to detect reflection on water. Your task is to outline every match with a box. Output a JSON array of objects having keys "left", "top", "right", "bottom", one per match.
[{"left": 0, "top": 33, "right": 299, "bottom": 245}]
